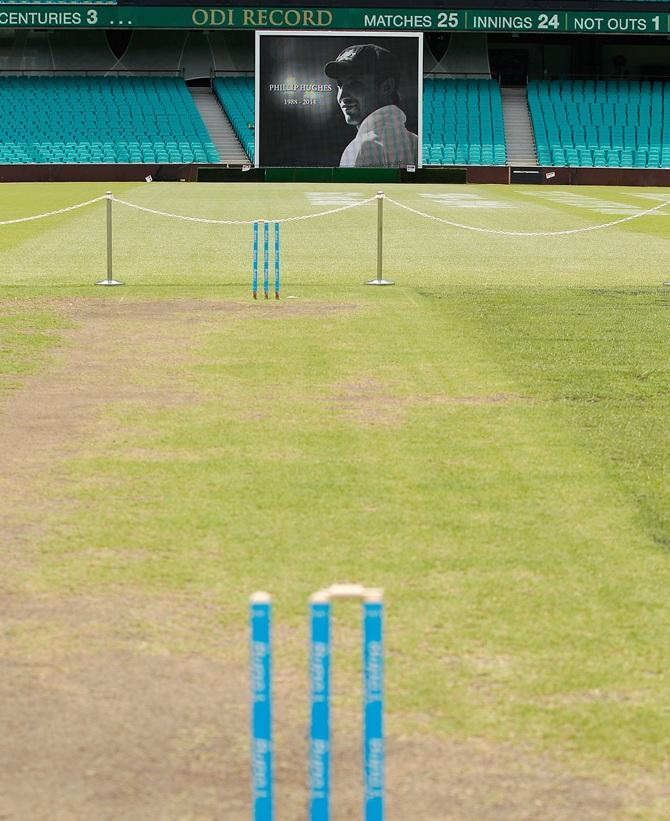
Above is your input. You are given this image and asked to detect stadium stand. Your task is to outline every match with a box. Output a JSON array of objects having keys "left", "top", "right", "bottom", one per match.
[
  {"left": 213, "top": 76, "right": 255, "bottom": 162},
  {"left": 528, "top": 79, "right": 670, "bottom": 168},
  {"left": 423, "top": 78, "right": 506, "bottom": 165},
  {"left": 0, "top": 75, "right": 219, "bottom": 164},
  {"left": 2, "top": 27, "right": 670, "bottom": 175}
]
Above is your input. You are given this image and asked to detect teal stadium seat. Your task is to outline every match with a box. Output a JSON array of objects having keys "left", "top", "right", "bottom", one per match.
[
  {"left": 0, "top": 75, "right": 219, "bottom": 164},
  {"left": 528, "top": 79, "right": 670, "bottom": 168},
  {"left": 213, "top": 76, "right": 255, "bottom": 162},
  {"left": 423, "top": 78, "right": 507, "bottom": 166}
]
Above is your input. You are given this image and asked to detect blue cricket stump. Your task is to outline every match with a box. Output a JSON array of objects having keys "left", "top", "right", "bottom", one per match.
[
  {"left": 274, "top": 222, "right": 280, "bottom": 300},
  {"left": 363, "top": 593, "right": 384, "bottom": 821},
  {"left": 309, "top": 591, "right": 332, "bottom": 821},
  {"left": 308, "top": 585, "right": 384, "bottom": 821},
  {"left": 250, "top": 585, "right": 383, "bottom": 821},
  {"left": 263, "top": 221, "right": 269, "bottom": 299},
  {"left": 252, "top": 221, "right": 280, "bottom": 300},
  {"left": 252, "top": 222, "right": 259, "bottom": 300},
  {"left": 250, "top": 592, "right": 273, "bottom": 821}
]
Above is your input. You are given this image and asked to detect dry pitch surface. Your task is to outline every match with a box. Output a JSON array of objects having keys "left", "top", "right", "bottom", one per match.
[
  {"left": 1, "top": 297, "right": 666, "bottom": 820},
  {"left": 0, "top": 186, "right": 670, "bottom": 821}
]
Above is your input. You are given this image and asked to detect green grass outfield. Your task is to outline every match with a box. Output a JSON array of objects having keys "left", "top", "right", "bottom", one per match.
[{"left": 2, "top": 182, "right": 670, "bottom": 814}]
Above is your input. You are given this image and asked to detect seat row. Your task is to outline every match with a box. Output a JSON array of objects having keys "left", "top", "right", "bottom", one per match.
[
  {"left": 530, "top": 79, "right": 670, "bottom": 167},
  {"left": 0, "top": 75, "right": 219, "bottom": 165},
  {"left": 12, "top": 74, "right": 670, "bottom": 169},
  {"left": 537, "top": 147, "right": 670, "bottom": 168},
  {"left": 213, "top": 76, "right": 254, "bottom": 161}
]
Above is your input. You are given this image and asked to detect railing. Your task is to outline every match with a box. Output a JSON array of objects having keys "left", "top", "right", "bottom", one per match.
[
  {"left": 532, "top": 73, "right": 670, "bottom": 82},
  {"left": 210, "top": 69, "right": 255, "bottom": 80},
  {"left": 3, "top": 1, "right": 115, "bottom": 4},
  {"left": 426, "top": 71, "right": 497, "bottom": 79},
  {"left": 0, "top": 68, "right": 183, "bottom": 76}
]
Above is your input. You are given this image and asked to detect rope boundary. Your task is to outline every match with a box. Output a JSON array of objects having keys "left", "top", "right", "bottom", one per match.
[
  {"left": 112, "top": 195, "right": 377, "bottom": 225},
  {"left": 0, "top": 195, "right": 106, "bottom": 226},
  {"left": 384, "top": 195, "right": 670, "bottom": 237},
  {"left": 1, "top": 191, "right": 668, "bottom": 236}
]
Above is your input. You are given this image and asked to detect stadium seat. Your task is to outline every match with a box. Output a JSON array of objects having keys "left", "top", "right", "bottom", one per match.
[
  {"left": 213, "top": 76, "right": 255, "bottom": 162},
  {"left": 528, "top": 79, "right": 670, "bottom": 169},
  {"left": 421, "top": 78, "right": 507, "bottom": 166},
  {"left": 0, "top": 75, "right": 219, "bottom": 164}
]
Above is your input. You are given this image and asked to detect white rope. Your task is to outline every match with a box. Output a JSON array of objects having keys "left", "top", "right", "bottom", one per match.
[
  {"left": 0, "top": 195, "right": 106, "bottom": 226},
  {"left": 112, "top": 195, "right": 377, "bottom": 225},
  {"left": 5, "top": 191, "right": 663, "bottom": 237},
  {"left": 385, "top": 195, "right": 670, "bottom": 237}
]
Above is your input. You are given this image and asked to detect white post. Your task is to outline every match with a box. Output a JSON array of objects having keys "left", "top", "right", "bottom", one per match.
[
  {"left": 367, "top": 191, "right": 394, "bottom": 286},
  {"left": 96, "top": 192, "right": 123, "bottom": 286}
]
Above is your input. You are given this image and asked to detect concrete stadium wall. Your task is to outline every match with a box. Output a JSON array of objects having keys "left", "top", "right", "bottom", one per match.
[
  {"left": 0, "top": 165, "right": 199, "bottom": 183},
  {"left": 467, "top": 166, "right": 670, "bottom": 185},
  {"left": 1, "top": 164, "right": 670, "bottom": 185}
]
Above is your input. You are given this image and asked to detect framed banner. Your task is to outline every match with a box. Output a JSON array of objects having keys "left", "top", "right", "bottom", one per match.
[{"left": 255, "top": 30, "right": 422, "bottom": 168}]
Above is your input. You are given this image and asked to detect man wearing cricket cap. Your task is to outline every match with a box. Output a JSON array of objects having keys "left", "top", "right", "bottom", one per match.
[{"left": 325, "top": 43, "right": 418, "bottom": 168}]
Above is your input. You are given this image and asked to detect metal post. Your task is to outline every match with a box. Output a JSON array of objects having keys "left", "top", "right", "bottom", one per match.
[
  {"left": 363, "top": 590, "right": 384, "bottom": 821},
  {"left": 96, "top": 191, "right": 123, "bottom": 286},
  {"left": 309, "top": 591, "right": 331, "bottom": 821},
  {"left": 250, "top": 592, "right": 273, "bottom": 821},
  {"left": 377, "top": 193, "right": 383, "bottom": 278},
  {"left": 367, "top": 191, "right": 393, "bottom": 286}
]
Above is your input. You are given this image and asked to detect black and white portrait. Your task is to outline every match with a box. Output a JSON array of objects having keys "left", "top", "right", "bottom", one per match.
[{"left": 256, "top": 32, "right": 422, "bottom": 168}]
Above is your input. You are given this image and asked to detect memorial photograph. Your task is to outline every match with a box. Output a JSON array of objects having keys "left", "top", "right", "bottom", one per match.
[{"left": 256, "top": 31, "right": 422, "bottom": 167}]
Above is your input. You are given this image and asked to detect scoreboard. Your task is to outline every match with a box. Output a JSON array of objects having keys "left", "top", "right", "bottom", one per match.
[
  {"left": 2, "top": 0, "right": 670, "bottom": 32},
  {"left": 118, "top": 0, "right": 670, "bottom": 5},
  {"left": 2, "top": 6, "right": 670, "bottom": 32}
]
